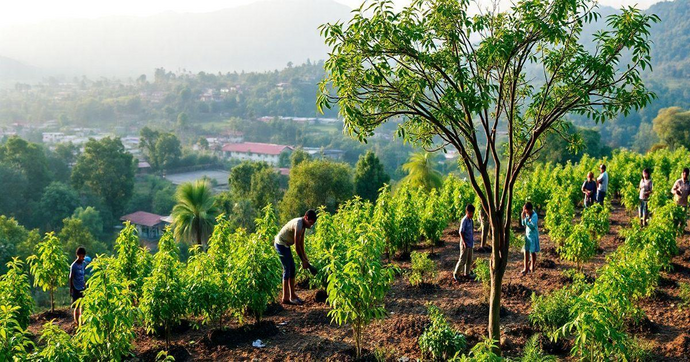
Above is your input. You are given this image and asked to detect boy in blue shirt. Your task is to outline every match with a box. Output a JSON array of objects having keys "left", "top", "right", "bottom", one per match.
[
  {"left": 69, "top": 246, "right": 87, "bottom": 325},
  {"left": 453, "top": 204, "right": 475, "bottom": 282}
]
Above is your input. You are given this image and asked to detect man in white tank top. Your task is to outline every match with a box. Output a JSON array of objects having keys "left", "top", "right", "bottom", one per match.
[{"left": 274, "top": 209, "right": 317, "bottom": 305}]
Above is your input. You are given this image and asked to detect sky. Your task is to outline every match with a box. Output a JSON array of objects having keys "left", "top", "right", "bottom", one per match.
[{"left": 0, "top": 0, "right": 664, "bottom": 26}]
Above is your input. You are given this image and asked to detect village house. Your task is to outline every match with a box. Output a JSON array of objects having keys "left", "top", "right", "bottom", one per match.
[
  {"left": 120, "top": 211, "right": 172, "bottom": 241},
  {"left": 222, "top": 142, "right": 293, "bottom": 166}
]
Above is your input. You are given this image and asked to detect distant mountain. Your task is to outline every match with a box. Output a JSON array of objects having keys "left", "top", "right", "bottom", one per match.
[
  {"left": 0, "top": 0, "right": 351, "bottom": 79},
  {"left": 647, "top": 0, "right": 690, "bottom": 77},
  {"left": 0, "top": 56, "right": 40, "bottom": 82}
]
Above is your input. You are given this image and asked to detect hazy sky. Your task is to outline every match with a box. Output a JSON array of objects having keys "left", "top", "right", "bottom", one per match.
[{"left": 0, "top": 0, "right": 663, "bottom": 26}]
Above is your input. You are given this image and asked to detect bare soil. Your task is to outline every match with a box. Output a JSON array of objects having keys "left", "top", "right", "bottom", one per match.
[{"left": 27, "top": 203, "right": 690, "bottom": 361}]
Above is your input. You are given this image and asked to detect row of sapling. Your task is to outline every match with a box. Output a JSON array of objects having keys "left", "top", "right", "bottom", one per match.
[{"left": 530, "top": 199, "right": 683, "bottom": 360}]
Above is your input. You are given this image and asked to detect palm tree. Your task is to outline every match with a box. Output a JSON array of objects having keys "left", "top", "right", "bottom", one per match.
[
  {"left": 402, "top": 152, "right": 443, "bottom": 191},
  {"left": 171, "top": 180, "right": 218, "bottom": 246}
]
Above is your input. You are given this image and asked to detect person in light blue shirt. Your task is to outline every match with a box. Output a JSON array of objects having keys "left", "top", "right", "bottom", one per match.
[{"left": 521, "top": 202, "right": 540, "bottom": 275}]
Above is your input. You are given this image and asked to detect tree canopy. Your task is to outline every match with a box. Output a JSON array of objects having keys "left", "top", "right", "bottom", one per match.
[
  {"left": 319, "top": 0, "right": 657, "bottom": 349},
  {"left": 72, "top": 137, "right": 135, "bottom": 219},
  {"left": 652, "top": 107, "right": 690, "bottom": 150},
  {"left": 354, "top": 150, "right": 390, "bottom": 202}
]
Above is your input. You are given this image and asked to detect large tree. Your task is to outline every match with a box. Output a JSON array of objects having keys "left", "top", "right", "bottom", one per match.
[
  {"left": 319, "top": 0, "right": 657, "bottom": 350},
  {"left": 354, "top": 150, "right": 390, "bottom": 202},
  {"left": 279, "top": 159, "right": 353, "bottom": 221},
  {"left": 39, "top": 181, "right": 81, "bottom": 231},
  {"left": 72, "top": 137, "right": 135, "bottom": 219},
  {"left": 652, "top": 107, "right": 690, "bottom": 150}
]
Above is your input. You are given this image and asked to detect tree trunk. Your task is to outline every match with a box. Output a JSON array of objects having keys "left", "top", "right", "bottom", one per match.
[
  {"left": 50, "top": 289, "right": 55, "bottom": 313},
  {"left": 488, "top": 220, "right": 509, "bottom": 354}
]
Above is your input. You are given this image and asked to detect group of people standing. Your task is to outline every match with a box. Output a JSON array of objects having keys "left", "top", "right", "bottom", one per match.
[
  {"left": 449, "top": 164, "right": 690, "bottom": 283},
  {"left": 581, "top": 164, "right": 609, "bottom": 207}
]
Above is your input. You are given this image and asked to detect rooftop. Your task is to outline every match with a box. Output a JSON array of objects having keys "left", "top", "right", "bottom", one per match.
[
  {"left": 222, "top": 142, "right": 292, "bottom": 155},
  {"left": 120, "top": 211, "right": 169, "bottom": 227}
]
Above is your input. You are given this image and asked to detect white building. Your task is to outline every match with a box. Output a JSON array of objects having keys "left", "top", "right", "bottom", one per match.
[
  {"left": 222, "top": 142, "right": 293, "bottom": 165},
  {"left": 42, "top": 132, "right": 65, "bottom": 143}
]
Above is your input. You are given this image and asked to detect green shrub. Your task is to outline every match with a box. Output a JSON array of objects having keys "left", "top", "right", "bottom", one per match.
[
  {"left": 529, "top": 288, "right": 577, "bottom": 339},
  {"left": 544, "top": 187, "right": 574, "bottom": 245},
  {"left": 450, "top": 338, "right": 501, "bottom": 362},
  {"left": 474, "top": 258, "right": 490, "bottom": 301},
  {"left": 114, "top": 222, "right": 153, "bottom": 300},
  {"left": 75, "top": 256, "right": 137, "bottom": 361},
  {"left": 27, "top": 232, "right": 68, "bottom": 313},
  {"left": 184, "top": 247, "right": 231, "bottom": 329},
  {"left": 520, "top": 334, "right": 556, "bottom": 362},
  {"left": 421, "top": 188, "right": 449, "bottom": 250},
  {"left": 0, "top": 305, "right": 33, "bottom": 360},
  {"left": 558, "top": 224, "right": 597, "bottom": 269},
  {"left": 228, "top": 231, "right": 281, "bottom": 324},
  {"left": 419, "top": 304, "right": 466, "bottom": 361},
  {"left": 0, "top": 258, "right": 33, "bottom": 329},
  {"left": 33, "top": 321, "right": 79, "bottom": 361},
  {"left": 141, "top": 232, "right": 187, "bottom": 348},
  {"left": 581, "top": 203, "right": 610, "bottom": 239},
  {"left": 394, "top": 186, "right": 421, "bottom": 253},
  {"left": 409, "top": 251, "right": 437, "bottom": 287},
  {"left": 327, "top": 231, "right": 395, "bottom": 358}
]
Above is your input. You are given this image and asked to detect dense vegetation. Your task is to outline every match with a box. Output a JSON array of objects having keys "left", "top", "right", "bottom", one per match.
[{"left": 0, "top": 146, "right": 688, "bottom": 360}]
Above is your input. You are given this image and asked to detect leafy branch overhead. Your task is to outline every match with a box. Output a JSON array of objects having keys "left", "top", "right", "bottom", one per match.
[{"left": 319, "top": 0, "right": 657, "bottom": 207}]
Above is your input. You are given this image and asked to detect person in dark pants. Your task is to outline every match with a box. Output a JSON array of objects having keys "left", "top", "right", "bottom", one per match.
[
  {"left": 69, "top": 246, "right": 87, "bottom": 325},
  {"left": 453, "top": 204, "right": 475, "bottom": 282},
  {"left": 582, "top": 172, "right": 597, "bottom": 207},
  {"left": 275, "top": 210, "right": 317, "bottom": 305}
]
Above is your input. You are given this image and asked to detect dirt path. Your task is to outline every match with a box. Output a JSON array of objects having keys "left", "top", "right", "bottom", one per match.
[{"left": 27, "top": 203, "right": 690, "bottom": 361}]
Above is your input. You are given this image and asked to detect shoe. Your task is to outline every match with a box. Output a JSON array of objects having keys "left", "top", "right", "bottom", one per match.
[
  {"left": 452, "top": 275, "right": 461, "bottom": 284},
  {"left": 291, "top": 297, "right": 304, "bottom": 305}
]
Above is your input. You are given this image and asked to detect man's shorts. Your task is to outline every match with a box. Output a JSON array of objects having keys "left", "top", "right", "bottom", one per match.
[{"left": 71, "top": 289, "right": 84, "bottom": 304}]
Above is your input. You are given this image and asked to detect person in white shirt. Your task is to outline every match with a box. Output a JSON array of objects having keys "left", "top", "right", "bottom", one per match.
[
  {"left": 638, "top": 168, "right": 653, "bottom": 227},
  {"left": 596, "top": 164, "right": 609, "bottom": 204}
]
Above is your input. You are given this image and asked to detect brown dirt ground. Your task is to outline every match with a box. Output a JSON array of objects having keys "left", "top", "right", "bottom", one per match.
[{"left": 27, "top": 202, "right": 690, "bottom": 361}]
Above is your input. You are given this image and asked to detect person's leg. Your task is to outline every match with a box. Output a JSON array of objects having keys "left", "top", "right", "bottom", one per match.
[
  {"left": 454, "top": 245, "right": 467, "bottom": 278},
  {"left": 282, "top": 279, "right": 290, "bottom": 303},
  {"left": 465, "top": 247, "right": 474, "bottom": 276},
  {"left": 639, "top": 201, "right": 644, "bottom": 226},
  {"left": 530, "top": 252, "right": 537, "bottom": 272},
  {"left": 522, "top": 251, "right": 529, "bottom": 274},
  {"left": 275, "top": 244, "right": 292, "bottom": 303}
]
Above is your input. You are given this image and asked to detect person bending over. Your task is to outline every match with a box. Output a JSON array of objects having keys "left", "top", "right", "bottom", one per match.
[{"left": 275, "top": 209, "right": 317, "bottom": 305}]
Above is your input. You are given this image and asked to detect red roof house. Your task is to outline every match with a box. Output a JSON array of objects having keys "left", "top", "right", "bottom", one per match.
[
  {"left": 120, "top": 211, "right": 170, "bottom": 240},
  {"left": 221, "top": 142, "right": 293, "bottom": 165}
]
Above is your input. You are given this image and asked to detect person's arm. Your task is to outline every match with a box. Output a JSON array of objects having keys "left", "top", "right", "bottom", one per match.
[
  {"left": 525, "top": 213, "right": 537, "bottom": 231},
  {"left": 672, "top": 180, "right": 680, "bottom": 196},
  {"left": 69, "top": 263, "right": 74, "bottom": 295},
  {"left": 294, "top": 227, "right": 309, "bottom": 269},
  {"left": 582, "top": 181, "right": 587, "bottom": 194},
  {"left": 460, "top": 221, "right": 468, "bottom": 248}
]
